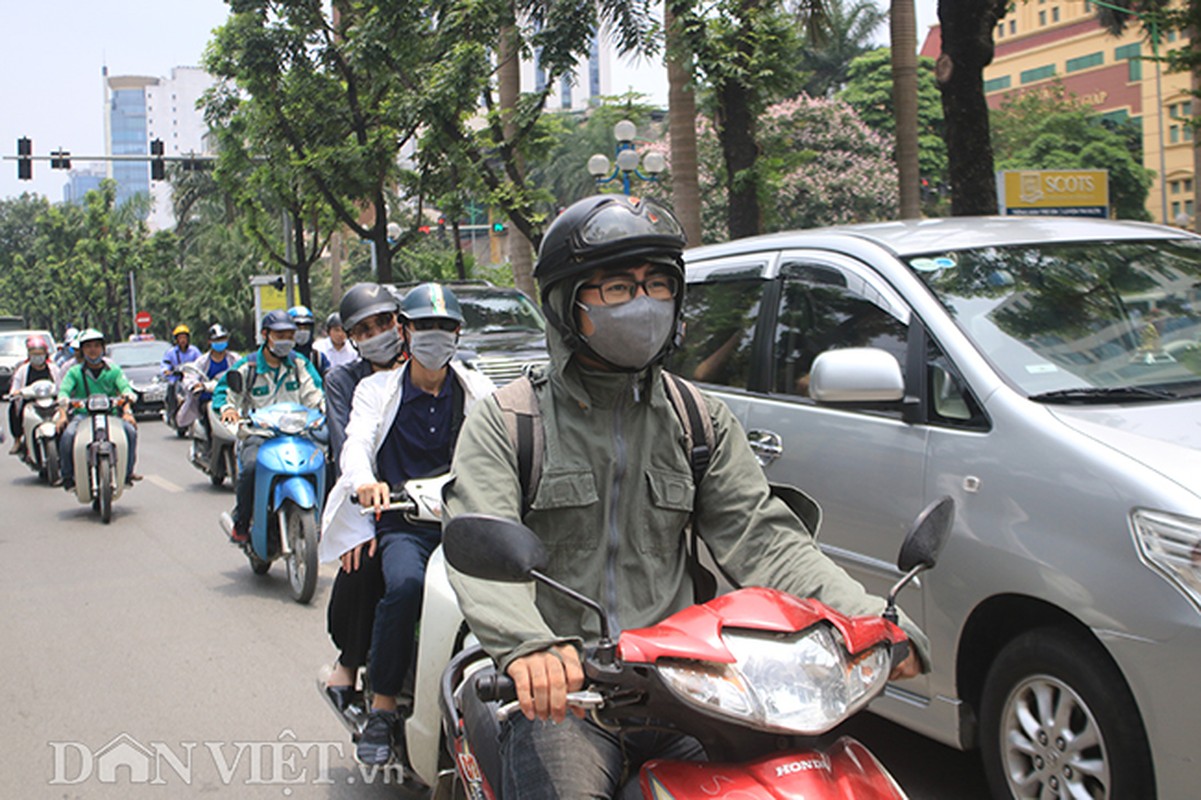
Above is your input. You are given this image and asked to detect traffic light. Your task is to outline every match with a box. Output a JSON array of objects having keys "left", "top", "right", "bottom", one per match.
[
  {"left": 17, "top": 137, "right": 31, "bottom": 180},
  {"left": 50, "top": 149, "right": 71, "bottom": 170},
  {"left": 491, "top": 220, "right": 507, "bottom": 235},
  {"left": 150, "top": 139, "right": 165, "bottom": 181}
]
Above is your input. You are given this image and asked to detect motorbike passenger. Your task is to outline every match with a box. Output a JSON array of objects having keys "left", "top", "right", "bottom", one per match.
[
  {"left": 288, "top": 305, "right": 331, "bottom": 377},
  {"left": 442, "top": 195, "right": 931, "bottom": 799},
  {"left": 314, "top": 312, "right": 359, "bottom": 371},
  {"left": 179, "top": 323, "right": 239, "bottom": 441},
  {"left": 321, "top": 283, "right": 495, "bottom": 767},
  {"left": 318, "top": 283, "right": 406, "bottom": 724},
  {"left": 54, "top": 328, "right": 139, "bottom": 490},
  {"left": 6, "top": 336, "right": 63, "bottom": 455},
  {"left": 54, "top": 328, "right": 80, "bottom": 368},
  {"left": 161, "top": 324, "right": 202, "bottom": 427},
  {"left": 213, "top": 310, "right": 325, "bottom": 544}
]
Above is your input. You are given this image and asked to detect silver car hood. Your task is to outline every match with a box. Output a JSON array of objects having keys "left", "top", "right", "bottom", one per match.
[{"left": 1048, "top": 401, "right": 1201, "bottom": 492}]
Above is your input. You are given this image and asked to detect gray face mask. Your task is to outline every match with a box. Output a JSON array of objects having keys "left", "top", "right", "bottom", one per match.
[
  {"left": 408, "top": 329, "right": 458, "bottom": 370},
  {"left": 355, "top": 326, "right": 402, "bottom": 366},
  {"left": 577, "top": 295, "right": 676, "bottom": 370},
  {"left": 268, "top": 338, "right": 295, "bottom": 359},
  {"left": 295, "top": 329, "right": 312, "bottom": 346}
]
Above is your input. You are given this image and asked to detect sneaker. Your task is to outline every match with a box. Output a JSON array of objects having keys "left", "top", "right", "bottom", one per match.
[{"left": 356, "top": 709, "right": 400, "bottom": 766}]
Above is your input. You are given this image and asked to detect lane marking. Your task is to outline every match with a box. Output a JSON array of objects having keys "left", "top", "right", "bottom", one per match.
[{"left": 145, "top": 474, "right": 184, "bottom": 493}]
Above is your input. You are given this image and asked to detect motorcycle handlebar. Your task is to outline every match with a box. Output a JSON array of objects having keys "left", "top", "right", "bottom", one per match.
[{"left": 474, "top": 673, "right": 517, "bottom": 703}]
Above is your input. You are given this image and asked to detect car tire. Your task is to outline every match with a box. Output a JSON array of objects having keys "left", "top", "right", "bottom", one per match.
[{"left": 979, "top": 627, "right": 1154, "bottom": 800}]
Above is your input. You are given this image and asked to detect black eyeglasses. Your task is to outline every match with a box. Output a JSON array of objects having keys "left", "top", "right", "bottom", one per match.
[
  {"left": 410, "top": 318, "right": 460, "bottom": 332},
  {"left": 579, "top": 274, "right": 680, "bottom": 307}
]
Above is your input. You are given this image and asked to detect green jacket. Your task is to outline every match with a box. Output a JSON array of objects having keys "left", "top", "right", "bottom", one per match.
[
  {"left": 445, "top": 328, "right": 931, "bottom": 673},
  {"left": 58, "top": 361, "right": 136, "bottom": 415}
]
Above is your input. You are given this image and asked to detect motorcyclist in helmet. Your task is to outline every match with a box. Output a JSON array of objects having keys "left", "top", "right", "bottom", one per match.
[
  {"left": 321, "top": 282, "right": 495, "bottom": 767},
  {"left": 314, "top": 312, "right": 358, "bottom": 371},
  {"left": 178, "top": 323, "right": 240, "bottom": 439},
  {"left": 55, "top": 328, "right": 80, "bottom": 368},
  {"left": 316, "top": 283, "right": 406, "bottom": 728},
  {"left": 54, "top": 328, "right": 140, "bottom": 489},
  {"left": 288, "top": 305, "right": 331, "bottom": 377},
  {"left": 162, "top": 324, "right": 202, "bottom": 427},
  {"left": 442, "top": 195, "right": 929, "bottom": 799},
  {"left": 212, "top": 310, "right": 325, "bottom": 544},
  {"left": 6, "top": 335, "right": 63, "bottom": 455}
]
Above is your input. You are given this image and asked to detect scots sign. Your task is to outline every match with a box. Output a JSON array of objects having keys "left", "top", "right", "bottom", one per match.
[{"left": 997, "top": 169, "right": 1109, "bottom": 218}]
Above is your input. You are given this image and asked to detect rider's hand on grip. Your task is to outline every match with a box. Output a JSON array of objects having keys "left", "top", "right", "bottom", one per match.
[
  {"left": 355, "top": 481, "right": 391, "bottom": 521},
  {"left": 888, "top": 641, "right": 921, "bottom": 680},
  {"left": 505, "top": 644, "right": 585, "bottom": 724},
  {"left": 221, "top": 406, "right": 239, "bottom": 425}
]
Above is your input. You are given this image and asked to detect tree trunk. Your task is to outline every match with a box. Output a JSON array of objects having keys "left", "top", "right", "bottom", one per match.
[
  {"left": 329, "top": 229, "right": 343, "bottom": 307},
  {"left": 937, "top": 0, "right": 1008, "bottom": 216},
  {"left": 498, "top": 14, "right": 536, "bottom": 299},
  {"left": 718, "top": 0, "right": 762, "bottom": 240},
  {"left": 893, "top": 0, "right": 921, "bottom": 219},
  {"left": 666, "top": 3, "right": 704, "bottom": 246}
]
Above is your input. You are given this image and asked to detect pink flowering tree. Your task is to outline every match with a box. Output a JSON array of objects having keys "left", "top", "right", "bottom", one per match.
[{"left": 647, "top": 94, "right": 898, "bottom": 243}]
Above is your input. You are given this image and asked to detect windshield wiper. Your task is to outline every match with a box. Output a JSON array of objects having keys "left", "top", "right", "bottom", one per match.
[{"left": 1029, "top": 386, "right": 1179, "bottom": 404}]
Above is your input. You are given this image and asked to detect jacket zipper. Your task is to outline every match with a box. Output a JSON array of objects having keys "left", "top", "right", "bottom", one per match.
[{"left": 606, "top": 389, "right": 628, "bottom": 632}]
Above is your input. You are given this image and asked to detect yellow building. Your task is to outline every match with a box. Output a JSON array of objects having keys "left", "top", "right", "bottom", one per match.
[{"left": 923, "top": 1, "right": 1196, "bottom": 224}]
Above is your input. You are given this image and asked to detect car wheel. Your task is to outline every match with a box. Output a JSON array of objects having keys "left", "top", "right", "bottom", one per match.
[{"left": 979, "top": 628, "right": 1153, "bottom": 800}]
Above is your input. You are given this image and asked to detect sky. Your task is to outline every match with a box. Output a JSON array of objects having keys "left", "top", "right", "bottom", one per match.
[{"left": 0, "top": 0, "right": 939, "bottom": 203}]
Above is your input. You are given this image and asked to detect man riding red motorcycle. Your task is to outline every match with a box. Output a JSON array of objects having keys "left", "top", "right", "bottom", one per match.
[{"left": 442, "top": 195, "right": 929, "bottom": 798}]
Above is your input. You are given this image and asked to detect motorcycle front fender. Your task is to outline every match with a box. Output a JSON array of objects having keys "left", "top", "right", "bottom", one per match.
[
  {"left": 641, "top": 737, "right": 907, "bottom": 800},
  {"left": 272, "top": 475, "right": 319, "bottom": 512},
  {"left": 35, "top": 421, "right": 56, "bottom": 440}
]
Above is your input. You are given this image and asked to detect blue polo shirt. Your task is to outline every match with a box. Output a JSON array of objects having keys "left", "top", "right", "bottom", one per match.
[{"left": 375, "top": 368, "right": 454, "bottom": 535}]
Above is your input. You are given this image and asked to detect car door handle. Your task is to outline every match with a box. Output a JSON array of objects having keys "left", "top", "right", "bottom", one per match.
[{"left": 747, "top": 429, "right": 783, "bottom": 466}]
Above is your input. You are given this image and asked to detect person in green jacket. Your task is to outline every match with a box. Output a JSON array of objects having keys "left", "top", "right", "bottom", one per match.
[
  {"left": 444, "top": 195, "right": 930, "bottom": 799},
  {"left": 54, "top": 328, "right": 139, "bottom": 489}
]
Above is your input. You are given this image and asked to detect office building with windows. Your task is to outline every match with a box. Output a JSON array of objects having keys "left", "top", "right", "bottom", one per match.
[
  {"left": 922, "top": 1, "right": 1195, "bottom": 224},
  {"left": 104, "top": 66, "right": 214, "bottom": 230}
]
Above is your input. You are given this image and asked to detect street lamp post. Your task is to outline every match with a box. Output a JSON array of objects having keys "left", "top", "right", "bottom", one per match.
[
  {"left": 370, "top": 221, "right": 403, "bottom": 277},
  {"left": 1090, "top": 0, "right": 1170, "bottom": 224},
  {"left": 587, "top": 119, "right": 666, "bottom": 194}
]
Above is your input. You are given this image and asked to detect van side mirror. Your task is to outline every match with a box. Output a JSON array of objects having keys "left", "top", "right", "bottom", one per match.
[{"left": 809, "top": 348, "right": 904, "bottom": 403}]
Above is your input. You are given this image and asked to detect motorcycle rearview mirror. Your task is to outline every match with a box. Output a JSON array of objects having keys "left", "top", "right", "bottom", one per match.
[
  {"left": 443, "top": 514, "right": 548, "bottom": 582},
  {"left": 225, "top": 371, "right": 243, "bottom": 394},
  {"left": 883, "top": 496, "right": 955, "bottom": 624},
  {"left": 443, "top": 514, "right": 618, "bottom": 662}
]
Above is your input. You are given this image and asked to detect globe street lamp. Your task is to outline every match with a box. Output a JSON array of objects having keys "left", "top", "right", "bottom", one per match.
[{"left": 587, "top": 119, "right": 666, "bottom": 194}]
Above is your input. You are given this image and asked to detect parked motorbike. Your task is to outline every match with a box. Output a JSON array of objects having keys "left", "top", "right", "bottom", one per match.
[
  {"left": 68, "top": 394, "right": 133, "bottom": 524},
  {"left": 218, "top": 402, "right": 326, "bottom": 604},
  {"left": 319, "top": 474, "right": 453, "bottom": 744},
  {"left": 435, "top": 497, "right": 954, "bottom": 800},
  {"left": 179, "top": 363, "right": 237, "bottom": 487},
  {"left": 16, "top": 379, "right": 61, "bottom": 484}
]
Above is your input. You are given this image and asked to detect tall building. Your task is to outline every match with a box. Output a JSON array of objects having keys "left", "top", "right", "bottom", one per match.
[
  {"left": 104, "top": 66, "right": 214, "bottom": 230},
  {"left": 527, "top": 32, "right": 611, "bottom": 111},
  {"left": 63, "top": 164, "right": 106, "bottom": 205},
  {"left": 922, "top": 2, "right": 1194, "bottom": 225}
]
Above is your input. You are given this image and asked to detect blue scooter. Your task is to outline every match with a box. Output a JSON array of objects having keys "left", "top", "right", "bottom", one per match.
[{"left": 219, "top": 402, "right": 326, "bottom": 604}]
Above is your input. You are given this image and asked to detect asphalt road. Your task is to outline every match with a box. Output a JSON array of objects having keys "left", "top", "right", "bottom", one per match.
[{"left": 0, "top": 411, "right": 992, "bottom": 799}]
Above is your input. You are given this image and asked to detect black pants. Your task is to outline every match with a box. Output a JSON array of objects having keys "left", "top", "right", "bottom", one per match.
[
  {"left": 326, "top": 546, "right": 385, "bottom": 674},
  {"left": 8, "top": 399, "right": 22, "bottom": 439}
]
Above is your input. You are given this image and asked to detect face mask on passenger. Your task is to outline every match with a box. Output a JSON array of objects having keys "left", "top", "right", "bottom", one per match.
[{"left": 576, "top": 295, "right": 676, "bottom": 370}]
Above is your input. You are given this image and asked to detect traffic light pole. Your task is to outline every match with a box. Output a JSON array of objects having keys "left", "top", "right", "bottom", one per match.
[{"left": 6, "top": 137, "right": 214, "bottom": 181}]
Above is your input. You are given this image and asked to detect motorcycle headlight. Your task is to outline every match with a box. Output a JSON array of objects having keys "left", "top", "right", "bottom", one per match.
[
  {"left": 276, "top": 411, "right": 309, "bottom": 435},
  {"left": 32, "top": 382, "right": 56, "bottom": 400},
  {"left": 657, "top": 626, "right": 891, "bottom": 735},
  {"left": 1132, "top": 509, "right": 1201, "bottom": 610}
]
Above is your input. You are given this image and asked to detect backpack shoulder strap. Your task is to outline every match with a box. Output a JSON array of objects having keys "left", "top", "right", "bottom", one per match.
[
  {"left": 493, "top": 376, "right": 543, "bottom": 518},
  {"left": 662, "top": 371, "right": 715, "bottom": 485}
]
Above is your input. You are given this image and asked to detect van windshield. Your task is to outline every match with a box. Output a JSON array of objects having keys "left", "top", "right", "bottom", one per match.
[{"left": 908, "top": 238, "right": 1201, "bottom": 399}]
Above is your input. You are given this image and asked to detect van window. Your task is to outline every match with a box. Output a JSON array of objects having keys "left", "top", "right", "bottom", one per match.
[
  {"left": 773, "top": 263, "right": 908, "bottom": 396},
  {"left": 675, "top": 276, "right": 767, "bottom": 389}
]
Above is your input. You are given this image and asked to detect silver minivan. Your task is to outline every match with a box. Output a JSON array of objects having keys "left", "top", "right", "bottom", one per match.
[{"left": 676, "top": 217, "right": 1201, "bottom": 800}]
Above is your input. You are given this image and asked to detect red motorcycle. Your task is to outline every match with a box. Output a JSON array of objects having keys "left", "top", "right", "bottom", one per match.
[{"left": 438, "top": 496, "right": 954, "bottom": 800}]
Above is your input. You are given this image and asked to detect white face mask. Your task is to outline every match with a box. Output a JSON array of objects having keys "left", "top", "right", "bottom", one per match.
[
  {"left": 29, "top": 353, "right": 48, "bottom": 368},
  {"left": 295, "top": 329, "right": 312, "bottom": 346},
  {"left": 408, "top": 329, "right": 458, "bottom": 370},
  {"left": 268, "top": 338, "right": 295, "bottom": 359},
  {"left": 355, "top": 326, "right": 402, "bottom": 366}
]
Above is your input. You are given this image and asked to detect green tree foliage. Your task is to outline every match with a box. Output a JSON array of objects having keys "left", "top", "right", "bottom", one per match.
[
  {"left": 0, "top": 182, "right": 176, "bottom": 341},
  {"left": 991, "top": 85, "right": 1154, "bottom": 220},
  {"left": 794, "top": 0, "right": 888, "bottom": 97},
  {"left": 840, "top": 47, "right": 948, "bottom": 213}
]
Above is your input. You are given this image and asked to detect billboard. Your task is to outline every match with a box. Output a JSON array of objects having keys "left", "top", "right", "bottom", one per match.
[{"left": 996, "top": 169, "right": 1109, "bottom": 218}]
